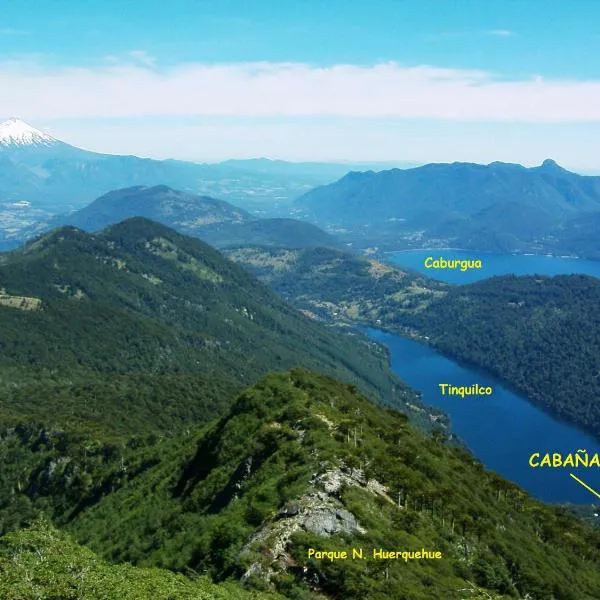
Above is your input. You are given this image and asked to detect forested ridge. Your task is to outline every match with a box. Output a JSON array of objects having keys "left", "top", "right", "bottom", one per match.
[
  {"left": 0, "top": 218, "right": 417, "bottom": 437},
  {"left": 3, "top": 370, "right": 600, "bottom": 599}
]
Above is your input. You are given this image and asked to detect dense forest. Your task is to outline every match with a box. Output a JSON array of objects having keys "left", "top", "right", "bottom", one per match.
[
  {"left": 0, "top": 218, "right": 420, "bottom": 437},
  {"left": 4, "top": 370, "right": 600, "bottom": 599}
]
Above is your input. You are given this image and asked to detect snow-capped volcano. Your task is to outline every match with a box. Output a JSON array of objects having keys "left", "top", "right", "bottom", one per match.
[{"left": 0, "top": 117, "right": 57, "bottom": 148}]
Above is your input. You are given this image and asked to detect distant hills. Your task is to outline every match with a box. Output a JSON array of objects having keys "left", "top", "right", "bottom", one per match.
[
  {"left": 60, "top": 185, "right": 250, "bottom": 231},
  {"left": 0, "top": 119, "right": 415, "bottom": 210},
  {"left": 0, "top": 118, "right": 405, "bottom": 249},
  {"left": 294, "top": 159, "right": 600, "bottom": 257},
  {"left": 58, "top": 185, "right": 341, "bottom": 249},
  {"left": 8, "top": 117, "right": 600, "bottom": 258},
  {"left": 0, "top": 118, "right": 352, "bottom": 213}
]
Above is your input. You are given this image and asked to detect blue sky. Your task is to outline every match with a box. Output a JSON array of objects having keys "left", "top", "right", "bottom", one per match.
[{"left": 2, "top": 0, "right": 600, "bottom": 169}]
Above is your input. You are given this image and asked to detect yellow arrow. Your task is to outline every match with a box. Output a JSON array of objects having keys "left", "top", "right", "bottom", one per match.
[{"left": 570, "top": 473, "right": 600, "bottom": 500}]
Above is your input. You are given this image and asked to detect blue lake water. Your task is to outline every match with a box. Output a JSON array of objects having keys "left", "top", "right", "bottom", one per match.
[
  {"left": 366, "top": 328, "right": 600, "bottom": 504},
  {"left": 387, "top": 249, "right": 600, "bottom": 283}
]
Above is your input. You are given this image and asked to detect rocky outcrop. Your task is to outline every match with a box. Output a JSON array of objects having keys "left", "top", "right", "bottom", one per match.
[{"left": 240, "top": 463, "right": 393, "bottom": 583}]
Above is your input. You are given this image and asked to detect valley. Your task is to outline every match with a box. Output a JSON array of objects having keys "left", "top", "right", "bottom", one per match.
[
  {"left": 366, "top": 328, "right": 600, "bottom": 505},
  {"left": 0, "top": 218, "right": 420, "bottom": 436},
  {"left": 225, "top": 246, "right": 448, "bottom": 328},
  {"left": 229, "top": 246, "right": 600, "bottom": 478}
]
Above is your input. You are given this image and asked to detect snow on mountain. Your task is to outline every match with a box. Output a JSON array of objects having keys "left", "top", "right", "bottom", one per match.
[{"left": 0, "top": 117, "right": 57, "bottom": 148}]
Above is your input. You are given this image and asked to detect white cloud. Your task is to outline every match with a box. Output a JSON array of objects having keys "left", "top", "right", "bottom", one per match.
[
  {"left": 127, "top": 50, "right": 157, "bottom": 67},
  {"left": 4, "top": 58, "right": 600, "bottom": 169},
  {"left": 485, "top": 29, "right": 514, "bottom": 37},
  {"left": 1, "top": 59, "right": 600, "bottom": 123}
]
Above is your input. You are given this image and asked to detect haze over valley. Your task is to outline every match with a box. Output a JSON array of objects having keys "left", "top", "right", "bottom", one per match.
[{"left": 4, "top": 117, "right": 600, "bottom": 262}]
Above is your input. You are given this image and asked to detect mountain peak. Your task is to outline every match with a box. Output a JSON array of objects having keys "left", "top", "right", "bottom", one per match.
[
  {"left": 539, "top": 158, "right": 567, "bottom": 172},
  {"left": 0, "top": 117, "right": 57, "bottom": 148}
]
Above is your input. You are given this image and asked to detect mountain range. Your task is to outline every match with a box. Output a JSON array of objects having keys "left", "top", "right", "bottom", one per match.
[
  {"left": 0, "top": 118, "right": 377, "bottom": 250},
  {"left": 6, "top": 117, "right": 600, "bottom": 259},
  {"left": 0, "top": 117, "right": 413, "bottom": 213},
  {"left": 294, "top": 159, "right": 600, "bottom": 256},
  {"left": 56, "top": 185, "right": 341, "bottom": 250}
]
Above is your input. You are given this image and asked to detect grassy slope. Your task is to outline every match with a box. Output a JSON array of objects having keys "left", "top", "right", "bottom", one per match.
[{"left": 0, "top": 521, "right": 278, "bottom": 600}]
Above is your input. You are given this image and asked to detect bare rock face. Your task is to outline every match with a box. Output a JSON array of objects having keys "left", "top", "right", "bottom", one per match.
[
  {"left": 240, "top": 487, "right": 366, "bottom": 581},
  {"left": 239, "top": 463, "right": 394, "bottom": 583},
  {"left": 314, "top": 466, "right": 395, "bottom": 504},
  {"left": 303, "top": 506, "right": 360, "bottom": 536}
]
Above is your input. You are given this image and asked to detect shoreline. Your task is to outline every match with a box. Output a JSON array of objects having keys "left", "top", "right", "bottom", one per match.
[
  {"left": 384, "top": 247, "right": 469, "bottom": 254},
  {"left": 384, "top": 248, "right": 585, "bottom": 260},
  {"left": 365, "top": 326, "right": 600, "bottom": 505}
]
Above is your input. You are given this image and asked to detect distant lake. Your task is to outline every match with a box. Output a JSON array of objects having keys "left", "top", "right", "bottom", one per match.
[
  {"left": 387, "top": 249, "right": 600, "bottom": 283},
  {"left": 366, "top": 328, "right": 600, "bottom": 504}
]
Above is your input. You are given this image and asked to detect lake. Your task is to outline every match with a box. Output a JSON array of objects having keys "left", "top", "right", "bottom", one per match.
[
  {"left": 366, "top": 328, "right": 600, "bottom": 504},
  {"left": 387, "top": 249, "right": 600, "bottom": 283}
]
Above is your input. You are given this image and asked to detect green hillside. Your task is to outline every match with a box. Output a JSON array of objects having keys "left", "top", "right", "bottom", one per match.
[
  {"left": 0, "top": 218, "right": 415, "bottom": 437},
  {"left": 0, "top": 521, "right": 277, "bottom": 600},
  {"left": 226, "top": 245, "right": 447, "bottom": 325},
  {"left": 6, "top": 370, "right": 598, "bottom": 599}
]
